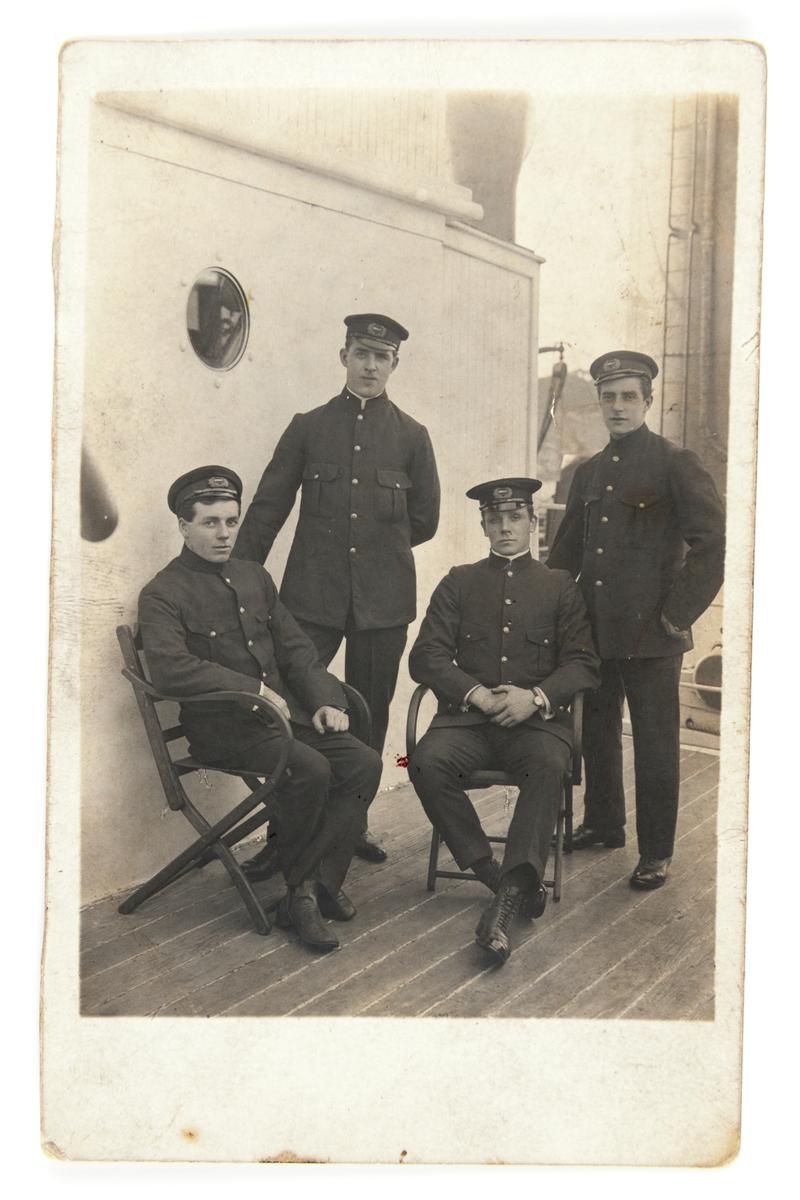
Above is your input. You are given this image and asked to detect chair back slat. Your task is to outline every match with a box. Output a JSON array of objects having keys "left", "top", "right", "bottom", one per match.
[
  {"left": 116, "top": 625, "right": 186, "bottom": 811},
  {"left": 160, "top": 725, "right": 185, "bottom": 743}
]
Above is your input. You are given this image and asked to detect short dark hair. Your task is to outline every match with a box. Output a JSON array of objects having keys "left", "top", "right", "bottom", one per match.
[
  {"left": 597, "top": 375, "right": 652, "bottom": 401},
  {"left": 481, "top": 504, "right": 536, "bottom": 521},
  {"left": 177, "top": 494, "right": 241, "bottom": 523},
  {"left": 344, "top": 332, "right": 399, "bottom": 354}
]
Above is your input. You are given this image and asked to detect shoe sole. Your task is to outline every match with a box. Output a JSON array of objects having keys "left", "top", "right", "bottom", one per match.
[
  {"left": 629, "top": 875, "right": 668, "bottom": 890},
  {"left": 317, "top": 899, "right": 357, "bottom": 922},
  {"left": 572, "top": 837, "right": 626, "bottom": 850},
  {"left": 353, "top": 848, "right": 388, "bottom": 863},
  {"left": 475, "top": 933, "right": 511, "bottom": 965}
]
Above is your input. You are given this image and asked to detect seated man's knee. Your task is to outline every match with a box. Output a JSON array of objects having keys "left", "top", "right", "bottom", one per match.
[{"left": 291, "top": 744, "right": 332, "bottom": 793}]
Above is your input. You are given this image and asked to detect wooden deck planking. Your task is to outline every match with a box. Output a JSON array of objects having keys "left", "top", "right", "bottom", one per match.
[
  {"left": 81, "top": 742, "right": 718, "bottom": 1019},
  {"left": 362, "top": 784, "right": 717, "bottom": 1019}
]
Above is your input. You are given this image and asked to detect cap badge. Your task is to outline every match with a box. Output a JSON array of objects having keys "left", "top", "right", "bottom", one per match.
[
  {"left": 603, "top": 358, "right": 621, "bottom": 372},
  {"left": 493, "top": 486, "right": 513, "bottom": 500},
  {"left": 367, "top": 322, "right": 387, "bottom": 337},
  {"left": 208, "top": 476, "right": 230, "bottom": 488}
]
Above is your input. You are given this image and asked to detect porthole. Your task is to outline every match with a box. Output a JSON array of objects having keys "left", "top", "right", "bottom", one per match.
[{"left": 186, "top": 268, "right": 249, "bottom": 370}]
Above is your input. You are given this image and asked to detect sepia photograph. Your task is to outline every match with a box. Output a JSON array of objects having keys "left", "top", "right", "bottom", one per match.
[{"left": 42, "top": 34, "right": 766, "bottom": 1164}]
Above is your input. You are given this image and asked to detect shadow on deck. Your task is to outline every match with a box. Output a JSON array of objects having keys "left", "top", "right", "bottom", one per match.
[{"left": 81, "top": 742, "right": 718, "bottom": 1019}]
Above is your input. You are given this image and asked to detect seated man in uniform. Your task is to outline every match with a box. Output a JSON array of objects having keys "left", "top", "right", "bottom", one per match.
[
  {"left": 408, "top": 478, "right": 600, "bottom": 965},
  {"left": 138, "top": 466, "right": 382, "bottom": 953}
]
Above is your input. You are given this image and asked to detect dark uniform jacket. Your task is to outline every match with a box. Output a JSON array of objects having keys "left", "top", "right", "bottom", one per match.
[
  {"left": 547, "top": 424, "right": 726, "bottom": 660},
  {"left": 138, "top": 546, "right": 346, "bottom": 762},
  {"left": 233, "top": 387, "right": 440, "bottom": 631},
  {"left": 409, "top": 552, "right": 600, "bottom": 748}
]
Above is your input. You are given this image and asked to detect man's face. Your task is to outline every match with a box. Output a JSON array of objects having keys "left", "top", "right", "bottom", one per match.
[
  {"left": 339, "top": 336, "right": 398, "bottom": 399},
  {"left": 482, "top": 506, "right": 534, "bottom": 557},
  {"left": 598, "top": 375, "right": 652, "bottom": 439},
  {"left": 179, "top": 499, "right": 240, "bottom": 562}
]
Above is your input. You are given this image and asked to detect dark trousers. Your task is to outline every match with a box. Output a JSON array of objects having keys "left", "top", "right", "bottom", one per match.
[
  {"left": 296, "top": 616, "right": 408, "bottom": 756},
  {"left": 409, "top": 724, "right": 570, "bottom": 882},
  {"left": 220, "top": 727, "right": 382, "bottom": 893},
  {"left": 583, "top": 654, "right": 683, "bottom": 859}
]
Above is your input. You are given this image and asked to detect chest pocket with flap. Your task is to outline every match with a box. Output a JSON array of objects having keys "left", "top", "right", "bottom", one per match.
[{"left": 375, "top": 467, "right": 412, "bottom": 522}]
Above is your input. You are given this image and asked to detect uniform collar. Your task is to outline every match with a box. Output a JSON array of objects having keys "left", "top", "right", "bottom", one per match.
[
  {"left": 179, "top": 544, "right": 227, "bottom": 575},
  {"left": 488, "top": 549, "right": 533, "bottom": 568},
  {"left": 604, "top": 422, "right": 650, "bottom": 455},
  {"left": 339, "top": 387, "right": 390, "bottom": 411}
]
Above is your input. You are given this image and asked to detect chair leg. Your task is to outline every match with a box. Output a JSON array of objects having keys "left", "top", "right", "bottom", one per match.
[
  {"left": 118, "top": 785, "right": 275, "bottom": 918},
  {"left": 426, "top": 829, "right": 441, "bottom": 892},
  {"left": 564, "top": 780, "right": 574, "bottom": 854},
  {"left": 211, "top": 840, "right": 273, "bottom": 936},
  {"left": 552, "top": 797, "right": 564, "bottom": 903}
]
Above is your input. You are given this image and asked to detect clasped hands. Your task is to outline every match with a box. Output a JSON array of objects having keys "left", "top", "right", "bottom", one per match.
[
  {"left": 259, "top": 684, "right": 349, "bottom": 734},
  {"left": 470, "top": 684, "right": 544, "bottom": 728}
]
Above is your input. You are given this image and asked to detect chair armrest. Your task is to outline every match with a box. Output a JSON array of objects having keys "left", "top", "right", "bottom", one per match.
[
  {"left": 341, "top": 683, "right": 372, "bottom": 746},
  {"left": 405, "top": 684, "right": 431, "bottom": 760},
  {"left": 120, "top": 668, "right": 294, "bottom": 743},
  {"left": 571, "top": 690, "right": 584, "bottom": 786}
]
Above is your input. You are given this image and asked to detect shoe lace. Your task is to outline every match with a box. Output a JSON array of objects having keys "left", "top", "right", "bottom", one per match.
[{"left": 496, "top": 887, "right": 522, "bottom": 927}]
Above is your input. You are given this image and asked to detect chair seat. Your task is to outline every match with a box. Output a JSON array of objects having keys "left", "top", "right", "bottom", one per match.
[{"left": 172, "top": 756, "right": 262, "bottom": 780}]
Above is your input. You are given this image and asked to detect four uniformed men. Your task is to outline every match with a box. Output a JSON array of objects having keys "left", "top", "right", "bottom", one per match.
[
  {"left": 547, "top": 351, "right": 726, "bottom": 889},
  {"left": 233, "top": 314, "right": 440, "bottom": 867},
  {"left": 135, "top": 334, "right": 725, "bottom": 961}
]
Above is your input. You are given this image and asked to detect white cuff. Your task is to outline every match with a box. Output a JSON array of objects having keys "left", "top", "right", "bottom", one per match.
[{"left": 532, "top": 687, "right": 554, "bottom": 720}]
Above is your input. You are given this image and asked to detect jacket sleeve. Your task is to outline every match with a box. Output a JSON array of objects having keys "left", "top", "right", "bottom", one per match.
[
  {"left": 407, "top": 424, "right": 441, "bottom": 548},
  {"left": 545, "top": 465, "right": 587, "bottom": 578},
  {"left": 232, "top": 414, "right": 306, "bottom": 564},
  {"left": 661, "top": 449, "right": 726, "bottom": 630},
  {"left": 408, "top": 570, "right": 480, "bottom": 706},
  {"left": 268, "top": 589, "right": 347, "bottom": 714},
  {"left": 138, "top": 588, "right": 260, "bottom": 698},
  {"left": 537, "top": 571, "right": 600, "bottom": 710}
]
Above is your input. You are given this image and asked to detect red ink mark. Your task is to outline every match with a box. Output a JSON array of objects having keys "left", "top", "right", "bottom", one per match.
[{"left": 395, "top": 754, "right": 409, "bottom": 769}]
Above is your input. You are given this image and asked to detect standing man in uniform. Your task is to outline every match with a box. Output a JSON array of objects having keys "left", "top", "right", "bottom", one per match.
[
  {"left": 138, "top": 467, "right": 383, "bottom": 952},
  {"left": 408, "top": 479, "right": 599, "bottom": 965},
  {"left": 547, "top": 351, "right": 726, "bottom": 889},
  {"left": 233, "top": 314, "right": 440, "bottom": 869}
]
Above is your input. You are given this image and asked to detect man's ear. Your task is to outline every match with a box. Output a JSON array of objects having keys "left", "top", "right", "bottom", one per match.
[
  {"left": 480, "top": 515, "right": 489, "bottom": 540},
  {"left": 178, "top": 517, "right": 189, "bottom": 541},
  {"left": 339, "top": 346, "right": 349, "bottom": 369},
  {"left": 389, "top": 353, "right": 399, "bottom": 374}
]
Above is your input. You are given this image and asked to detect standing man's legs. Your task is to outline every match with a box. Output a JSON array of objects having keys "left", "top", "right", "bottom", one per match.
[
  {"left": 575, "top": 658, "right": 627, "bottom": 846},
  {"left": 343, "top": 623, "right": 408, "bottom": 756},
  {"left": 619, "top": 655, "right": 682, "bottom": 863}
]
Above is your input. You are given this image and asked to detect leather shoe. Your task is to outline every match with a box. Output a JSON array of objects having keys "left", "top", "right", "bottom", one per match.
[
  {"left": 630, "top": 856, "right": 671, "bottom": 890},
  {"left": 469, "top": 855, "right": 501, "bottom": 894},
  {"left": 316, "top": 883, "right": 357, "bottom": 921},
  {"left": 520, "top": 882, "right": 548, "bottom": 920},
  {"left": 571, "top": 822, "right": 626, "bottom": 850},
  {"left": 240, "top": 838, "right": 281, "bottom": 882},
  {"left": 353, "top": 827, "right": 388, "bottom": 863},
  {"left": 475, "top": 882, "right": 524, "bottom": 966},
  {"left": 276, "top": 885, "right": 339, "bottom": 951}
]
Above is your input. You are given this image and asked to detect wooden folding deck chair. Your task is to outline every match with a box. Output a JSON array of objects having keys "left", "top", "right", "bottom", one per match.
[
  {"left": 405, "top": 686, "right": 583, "bottom": 903},
  {"left": 116, "top": 624, "right": 370, "bottom": 935}
]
